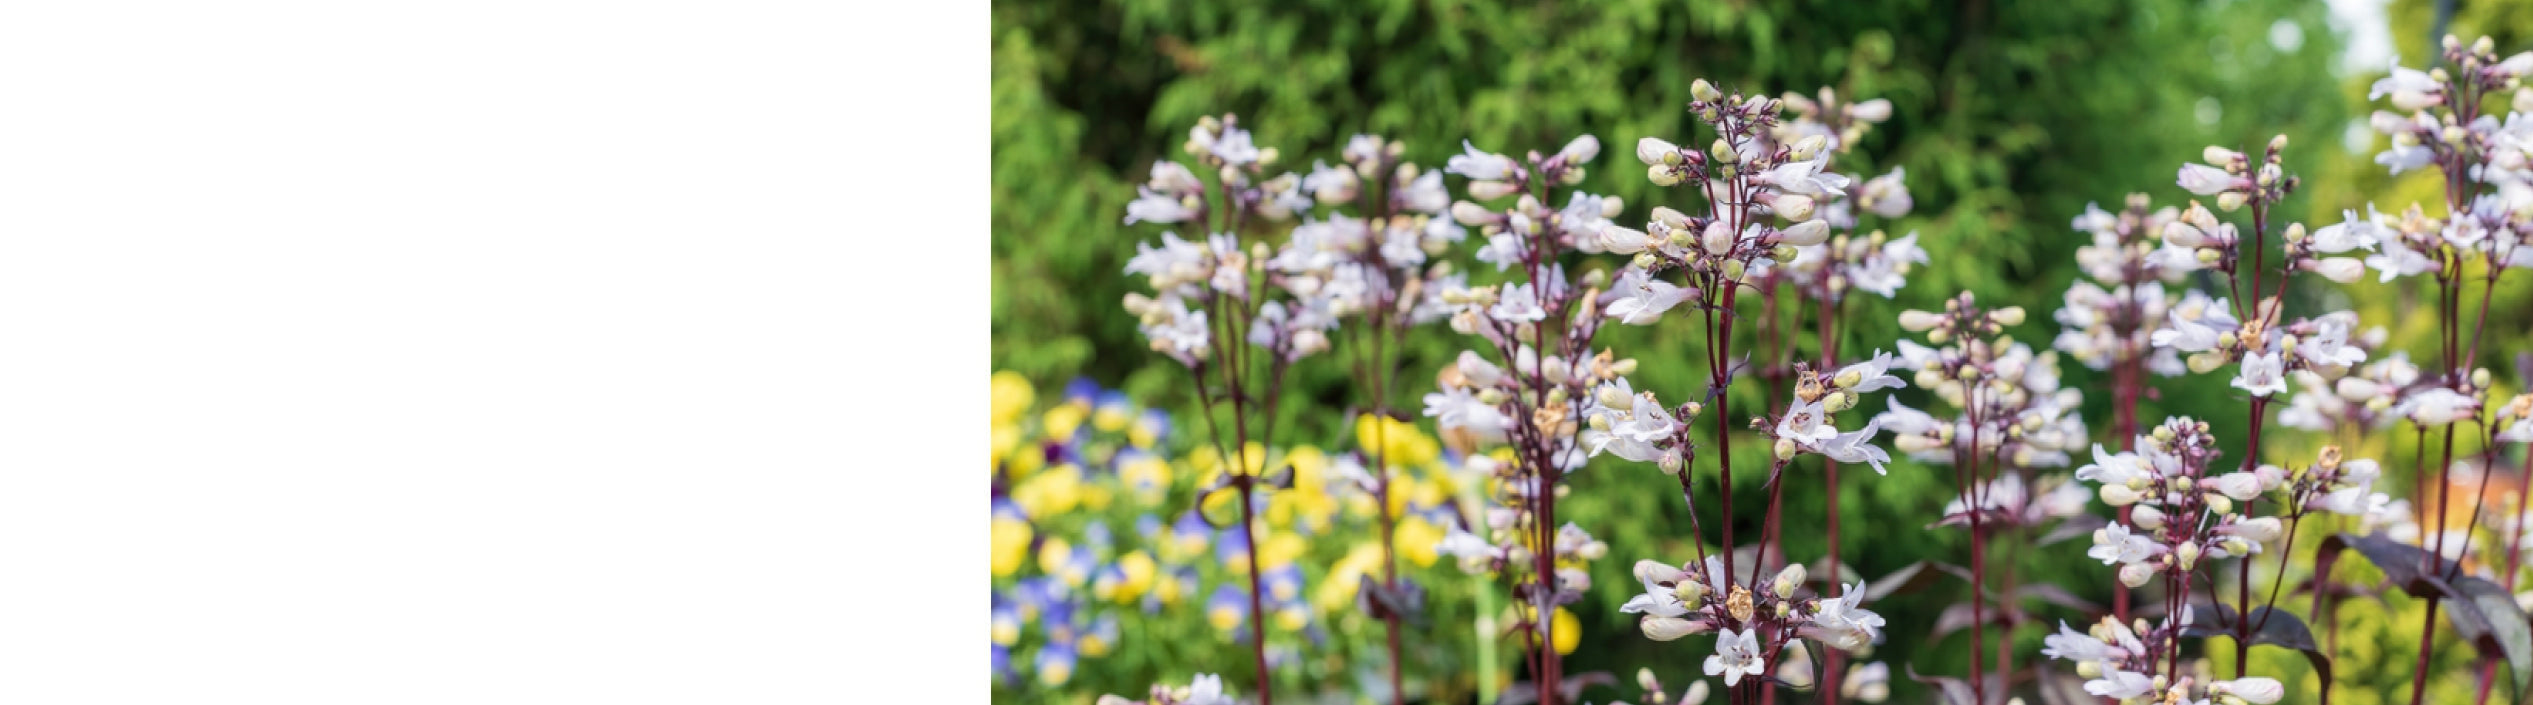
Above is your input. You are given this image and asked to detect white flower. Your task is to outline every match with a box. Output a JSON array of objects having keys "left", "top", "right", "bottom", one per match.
[
  {"left": 2083, "top": 666, "right": 2155, "bottom": 699},
  {"left": 1209, "top": 127, "right": 1261, "bottom": 166},
  {"left": 1447, "top": 140, "right": 1514, "bottom": 180},
  {"left": 1819, "top": 419, "right": 1893, "bottom": 475},
  {"left": 2076, "top": 444, "right": 2149, "bottom": 486},
  {"left": 1703, "top": 627, "right": 1766, "bottom": 687},
  {"left": 2367, "top": 242, "right": 2439, "bottom": 282},
  {"left": 2149, "top": 292, "right": 2237, "bottom": 353},
  {"left": 1874, "top": 396, "right": 1942, "bottom": 436},
  {"left": 1760, "top": 157, "right": 1850, "bottom": 197},
  {"left": 2310, "top": 208, "right": 2384, "bottom": 253},
  {"left": 2396, "top": 387, "right": 2480, "bottom": 425},
  {"left": 1836, "top": 350, "right": 1908, "bottom": 392},
  {"left": 2369, "top": 58, "right": 2443, "bottom": 110},
  {"left": 1810, "top": 581, "right": 1886, "bottom": 649},
  {"left": 1436, "top": 527, "right": 1497, "bottom": 562},
  {"left": 2176, "top": 163, "right": 2236, "bottom": 195},
  {"left": 1776, "top": 397, "right": 1840, "bottom": 443},
  {"left": 1186, "top": 673, "right": 1233, "bottom": 705},
  {"left": 1490, "top": 282, "right": 1548, "bottom": 323},
  {"left": 1858, "top": 167, "right": 1912, "bottom": 218},
  {"left": 1620, "top": 561, "right": 1690, "bottom": 618},
  {"left": 1423, "top": 386, "right": 1509, "bottom": 440},
  {"left": 1606, "top": 268, "right": 1693, "bottom": 325},
  {"left": 2088, "top": 523, "right": 2161, "bottom": 565},
  {"left": 2312, "top": 257, "right": 2367, "bottom": 283},
  {"left": 2300, "top": 316, "right": 2369, "bottom": 367},
  {"left": 2231, "top": 351, "right": 2287, "bottom": 397},
  {"left": 1474, "top": 232, "right": 1527, "bottom": 272},
  {"left": 2039, "top": 621, "right": 2108, "bottom": 662},
  {"left": 1125, "top": 186, "right": 1195, "bottom": 225}
]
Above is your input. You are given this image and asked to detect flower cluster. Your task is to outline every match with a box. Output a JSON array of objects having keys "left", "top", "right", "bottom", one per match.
[
  {"left": 1619, "top": 555, "right": 1885, "bottom": 686},
  {"left": 2039, "top": 615, "right": 2286, "bottom": 704},
  {"left": 1883, "top": 295, "right": 2088, "bottom": 473},
  {"left": 1097, "top": 673, "right": 1238, "bottom": 705}
]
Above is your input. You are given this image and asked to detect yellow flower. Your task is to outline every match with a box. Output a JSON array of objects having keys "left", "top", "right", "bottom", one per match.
[
  {"left": 1396, "top": 516, "right": 1443, "bottom": 568},
  {"left": 989, "top": 517, "right": 1033, "bottom": 577},
  {"left": 1259, "top": 532, "right": 1308, "bottom": 570},
  {"left": 991, "top": 371, "right": 1035, "bottom": 426},
  {"left": 1011, "top": 464, "right": 1083, "bottom": 518},
  {"left": 1357, "top": 415, "right": 1440, "bottom": 468},
  {"left": 1036, "top": 537, "right": 1072, "bottom": 579},
  {"left": 1551, "top": 607, "right": 1581, "bottom": 655},
  {"left": 1114, "top": 551, "right": 1157, "bottom": 604},
  {"left": 1314, "top": 543, "right": 1385, "bottom": 611},
  {"left": 1043, "top": 405, "right": 1086, "bottom": 441},
  {"left": 1093, "top": 404, "right": 1132, "bottom": 433},
  {"left": 1117, "top": 454, "right": 1173, "bottom": 505}
]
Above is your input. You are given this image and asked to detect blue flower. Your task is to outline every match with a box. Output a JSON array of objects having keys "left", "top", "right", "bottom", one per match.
[{"left": 1035, "top": 642, "right": 1077, "bottom": 686}]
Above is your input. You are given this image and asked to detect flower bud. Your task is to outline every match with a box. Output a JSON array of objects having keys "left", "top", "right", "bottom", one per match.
[
  {"left": 2118, "top": 562, "right": 2156, "bottom": 588},
  {"left": 1451, "top": 201, "right": 1497, "bottom": 224},
  {"left": 1775, "top": 438, "right": 1799, "bottom": 461},
  {"left": 1648, "top": 165, "right": 1682, "bottom": 187},
  {"left": 2176, "top": 542, "right": 2202, "bottom": 571},
  {"left": 2217, "top": 191, "right": 2248, "bottom": 211},
  {"left": 2204, "top": 146, "right": 2245, "bottom": 165},
  {"left": 2232, "top": 516, "right": 2284, "bottom": 543},
  {"left": 1772, "top": 564, "right": 1807, "bottom": 598},
  {"left": 2211, "top": 472, "right": 2264, "bottom": 501},
  {"left": 1674, "top": 579, "right": 1707, "bottom": 605},
  {"left": 1898, "top": 310, "right": 1943, "bottom": 332},
  {"left": 1692, "top": 79, "right": 1722, "bottom": 103},
  {"left": 2219, "top": 677, "right": 2285, "bottom": 704},
  {"left": 2206, "top": 494, "right": 2233, "bottom": 515},
  {"left": 1560, "top": 135, "right": 1601, "bottom": 164},
  {"left": 2133, "top": 505, "right": 2167, "bottom": 530},
  {"left": 1651, "top": 206, "right": 1691, "bottom": 230},
  {"left": 1703, "top": 220, "right": 1738, "bottom": 257},
  {"left": 1989, "top": 306, "right": 2026, "bottom": 326},
  {"left": 2313, "top": 257, "right": 2365, "bottom": 284},
  {"left": 1780, "top": 219, "right": 1831, "bottom": 246},
  {"left": 1641, "top": 615, "right": 1708, "bottom": 641},
  {"left": 1773, "top": 194, "right": 1816, "bottom": 220},
  {"left": 2100, "top": 484, "right": 2143, "bottom": 506},
  {"left": 1636, "top": 137, "right": 1680, "bottom": 167},
  {"left": 1597, "top": 386, "right": 1635, "bottom": 411},
  {"left": 1847, "top": 98, "right": 1893, "bottom": 122}
]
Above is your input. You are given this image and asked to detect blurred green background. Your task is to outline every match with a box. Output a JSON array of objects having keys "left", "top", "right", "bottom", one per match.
[{"left": 991, "top": 1, "right": 2533, "bottom": 703}]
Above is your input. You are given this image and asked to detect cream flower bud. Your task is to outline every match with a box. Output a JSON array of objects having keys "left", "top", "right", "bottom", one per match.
[
  {"left": 1458, "top": 351, "right": 1504, "bottom": 387},
  {"left": 1560, "top": 135, "right": 1602, "bottom": 164},
  {"left": 1898, "top": 310, "right": 1943, "bottom": 332},
  {"left": 2204, "top": 146, "right": 2245, "bottom": 165},
  {"left": 2176, "top": 542, "right": 2202, "bottom": 571},
  {"left": 1847, "top": 98, "right": 1893, "bottom": 122},
  {"left": 2211, "top": 472, "right": 2264, "bottom": 501},
  {"left": 1674, "top": 579, "right": 1707, "bottom": 605},
  {"left": 2232, "top": 517, "right": 2285, "bottom": 543},
  {"left": 2206, "top": 494, "right": 2233, "bottom": 515},
  {"left": 1989, "top": 307, "right": 2026, "bottom": 326},
  {"left": 1649, "top": 165, "right": 1682, "bottom": 187},
  {"left": 1597, "top": 386, "right": 1635, "bottom": 411},
  {"left": 1780, "top": 219, "right": 1830, "bottom": 246},
  {"left": 2218, "top": 677, "right": 2285, "bottom": 704},
  {"left": 2118, "top": 562, "right": 2156, "bottom": 588},
  {"left": 1651, "top": 206, "right": 1691, "bottom": 230},
  {"left": 1641, "top": 615, "right": 1709, "bottom": 641},
  {"left": 1774, "top": 438, "right": 1799, "bottom": 461},
  {"left": 2312, "top": 257, "right": 2366, "bottom": 283},
  {"left": 2133, "top": 505, "right": 2167, "bottom": 530},
  {"left": 1636, "top": 137, "right": 1681, "bottom": 166},
  {"left": 1772, "top": 564, "right": 1806, "bottom": 598},
  {"left": 1702, "top": 220, "right": 1737, "bottom": 257},
  {"left": 2100, "top": 484, "right": 2144, "bottom": 506},
  {"left": 1470, "top": 180, "right": 1520, "bottom": 200},
  {"left": 1691, "top": 79, "right": 1722, "bottom": 103},
  {"left": 1599, "top": 225, "right": 1654, "bottom": 254},
  {"left": 1773, "top": 194, "right": 1816, "bottom": 221},
  {"left": 1451, "top": 201, "right": 1497, "bottom": 224}
]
